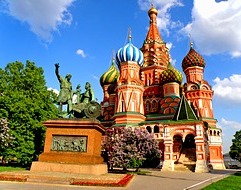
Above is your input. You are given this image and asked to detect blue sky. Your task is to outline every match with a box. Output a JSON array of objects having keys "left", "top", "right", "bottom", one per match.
[{"left": 1, "top": 0, "right": 241, "bottom": 154}]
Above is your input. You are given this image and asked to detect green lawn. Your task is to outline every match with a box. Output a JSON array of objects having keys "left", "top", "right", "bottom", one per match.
[
  {"left": 0, "top": 166, "right": 26, "bottom": 172},
  {"left": 202, "top": 172, "right": 241, "bottom": 190}
]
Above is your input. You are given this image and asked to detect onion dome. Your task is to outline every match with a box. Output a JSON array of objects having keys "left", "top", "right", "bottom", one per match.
[
  {"left": 148, "top": 4, "right": 158, "bottom": 16},
  {"left": 160, "top": 63, "right": 183, "bottom": 85},
  {"left": 100, "top": 58, "right": 119, "bottom": 87},
  {"left": 182, "top": 45, "right": 205, "bottom": 71},
  {"left": 116, "top": 34, "right": 144, "bottom": 66}
]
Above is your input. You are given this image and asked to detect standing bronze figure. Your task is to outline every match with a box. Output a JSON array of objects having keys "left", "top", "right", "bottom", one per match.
[{"left": 55, "top": 63, "right": 73, "bottom": 115}]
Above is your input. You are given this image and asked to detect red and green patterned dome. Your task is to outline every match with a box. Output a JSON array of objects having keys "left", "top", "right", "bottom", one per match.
[
  {"left": 160, "top": 63, "right": 183, "bottom": 85},
  {"left": 100, "top": 59, "right": 119, "bottom": 87},
  {"left": 182, "top": 46, "right": 205, "bottom": 71}
]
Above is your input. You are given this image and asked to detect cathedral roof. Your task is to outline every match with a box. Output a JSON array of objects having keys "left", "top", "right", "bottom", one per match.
[
  {"left": 182, "top": 45, "right": 205, "bottom": 71},
  {"left": 160, "top": 63, "right": 183, "bottom": 85},
  {"left": 116, "top": 34, "right": 144, "bottom": 66},
  {"left": 100, "top": 58, "right": 119, "bottom": 86},
  {"left": 172, "top": 93, "right": 198, "bottom": 121}
]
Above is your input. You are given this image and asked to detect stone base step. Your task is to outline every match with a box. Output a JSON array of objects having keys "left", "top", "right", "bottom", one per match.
[
  {"left": 27, "top": 175, "right": 70, "bottom": 185},
  {"left": 174, "top": 164, "right": 195, "bottom": 172}
]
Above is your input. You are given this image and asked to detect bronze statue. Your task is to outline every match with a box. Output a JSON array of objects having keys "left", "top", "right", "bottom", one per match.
[
  {"left": 73, "top": 84, "right": 82, "bottom": 104},
  {"left": 81, "top": 82, "right": 94, "bottom": 104},
  {"left": 55, "top": 63, "right": 73, "bottom": 115},
  {"left": 54, "top": 64, "right": 101, "bottom": 119}
]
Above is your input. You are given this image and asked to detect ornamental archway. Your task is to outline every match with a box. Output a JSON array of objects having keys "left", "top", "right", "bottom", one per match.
[
  {"left": 173, "top": 133, "right": 196, "bottom": 172},
  {"left": 183, "top": 134, "right": 196, "bottom": 149}
]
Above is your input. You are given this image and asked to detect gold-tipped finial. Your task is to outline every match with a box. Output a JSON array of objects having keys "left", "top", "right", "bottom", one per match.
[
  {"left": 128, "top": 27, "right": 132, "bottom": 38},
  {"left": 125, "top": 27, "right": 132, "bottom": 44},
  {"left": 189, "top": 33, "right": 193, "bottom": 48},
  {"left": 148, "top": 1, "right": 158, "bottom": 16},
  {"left": 112, "top": 50, "right": 116, "bottom": 61}
]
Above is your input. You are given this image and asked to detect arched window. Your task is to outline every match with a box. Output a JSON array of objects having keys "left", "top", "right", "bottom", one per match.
[
  {"left": 152, "top": 100, "right": 157, "bottom": 112},
  {"left": 154, "top": 125, "right": 159, "bottom": 133},
  {"left": 146, "top": 126, "right": 152, "bottom": 133},
  {"left": 210, "top": 130, "right": 212, "bottom": 136},
  {"left": 146, "top": 101, "right": 150, "bottom": 112}
]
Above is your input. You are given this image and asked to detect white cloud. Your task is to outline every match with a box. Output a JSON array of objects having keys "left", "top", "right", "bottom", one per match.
[
  {"left": 166, "top": 42, "right": 172, "bottom": 50},
  {"left": 166, "top": 42, "right": 176, "bottom": 65},
  {"left": 138, "top": 0, "right": 183, "bottom": 35},
  {"left": 4, "top": 0, "right": 75, "bottom": 42},
  {"left": 47, "top": 87, "right": 59, "bottom": 95},
  {"left": 183, "top": 0, "right": 241, "bottom": 57},
  {"left": 221, "top": 118, "right": 241, "bottom": 130},
  {"left": 76, "top": 49, "right": 86, "bottom": 58},
  {"left": 91, "top": 75, "right": 99, "bottom": 80},
  {"left": 213, "top": 74, "right": 241, "bottom": 105},
  {"left": 220, "top": 118, "right": 241, "bottom": 153}
]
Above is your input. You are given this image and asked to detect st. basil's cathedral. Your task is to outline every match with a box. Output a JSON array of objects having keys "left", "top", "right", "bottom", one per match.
[{"left": 99, "top": 5, "right": 225, "bottom": 172}]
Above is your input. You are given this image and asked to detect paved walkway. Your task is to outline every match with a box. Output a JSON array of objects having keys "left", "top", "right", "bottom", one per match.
[{"left": 0, "top": 169, "right": 239, "bottom": 190}]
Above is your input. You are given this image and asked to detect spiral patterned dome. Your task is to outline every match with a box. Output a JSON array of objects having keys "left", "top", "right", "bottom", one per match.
[
  {"left": 116, "top": 35, "right": 144, "bottom": 66},
  {"left": 100, "top": 59, "right": 119, "bottom": 87},
  {"left": 160, "top": 63, "right": 183, "bottom": 85},
  {"left": 182, "top": 46, "right": 205, "bottom": 71}
]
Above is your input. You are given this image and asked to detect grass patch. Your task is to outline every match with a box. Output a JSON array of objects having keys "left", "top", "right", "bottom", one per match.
[
  {"left": 202, "top": 172, "right": 241, "bottom": 190},
  {"left": 0, "top": 166, "right": 26, "bottom": 172}
]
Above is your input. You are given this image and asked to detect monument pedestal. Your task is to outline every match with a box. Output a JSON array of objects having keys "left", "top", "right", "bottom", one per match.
[{"left": 30, "top": 119, "right": 107, "bottom": 175}]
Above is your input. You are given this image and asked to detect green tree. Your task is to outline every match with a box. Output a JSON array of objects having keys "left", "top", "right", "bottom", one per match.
[
  {"left": 229, "top": 130, "right": 241, "bottom": 162},
  {"left": 0, "top": 60, "right": 58, "bottom": 166}
]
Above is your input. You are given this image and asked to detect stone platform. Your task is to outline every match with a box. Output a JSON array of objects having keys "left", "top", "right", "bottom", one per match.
[
  {"left": 0, "top": 170, "right": 131, "bottom": 186},
  {"left": 31, "top": 162, "right": 107, "bottom": 175},
  {"left": 30, "top": 119, "right": 108, "bottom": 175}
]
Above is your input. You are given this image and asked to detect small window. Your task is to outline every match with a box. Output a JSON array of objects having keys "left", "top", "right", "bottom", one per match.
[
  {"left": 154, "top": 125, "right": 159, "bottom": 133},
  {"left": 146, "top": 101, "right": 150, "bottom": 112},
  {"left": 146, "top": 126, "right": 152, "bottom": 133}
]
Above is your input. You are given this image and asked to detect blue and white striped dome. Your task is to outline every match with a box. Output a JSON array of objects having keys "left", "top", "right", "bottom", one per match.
[{"left": 116, "top": 35, "right": 144, "bottom": 66}]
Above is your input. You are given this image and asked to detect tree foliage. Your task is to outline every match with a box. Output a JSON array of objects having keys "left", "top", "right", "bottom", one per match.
[
  {"left": 229, "top": 130, "right": 241, "bottom": 162},
  {"left": 104, "top": 127, "right": 161, "bottom": 171},
  {"left": 0, "top": 61, "right": 58, "bottom": 166}
]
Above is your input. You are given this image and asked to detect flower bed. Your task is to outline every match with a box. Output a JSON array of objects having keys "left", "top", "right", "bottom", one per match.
[{"left": 71, "top": 174, "right": 134, "bottom": 187}]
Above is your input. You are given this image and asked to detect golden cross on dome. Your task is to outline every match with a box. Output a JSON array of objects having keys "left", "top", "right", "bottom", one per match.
[
  {"left": 112, "top": 50, "right": 116, "bottom": 60},
  {"left": 128, "top": 27, "right": 132, "bottom": 38},
  {"left": 189, "top": 33, "right": 193, "bottom": 48}
]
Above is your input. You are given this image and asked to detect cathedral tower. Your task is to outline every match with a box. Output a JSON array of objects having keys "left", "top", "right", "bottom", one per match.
[
  {"left": 140, "top": 5, "right": 171, "bottom": 114},
  {"left": 182, "top": 43, "right": 224, "bottom": 169},
  {"left": 113, "top": 34, "right": 145, "bottom": 126},
  {"left": 182, "top": 43, "right": 214, "bottom": 121}
]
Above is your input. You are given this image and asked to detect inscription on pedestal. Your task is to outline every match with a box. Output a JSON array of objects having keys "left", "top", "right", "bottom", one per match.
[{"left": 51, "top": 135, "right": 87, "bottom": 152}]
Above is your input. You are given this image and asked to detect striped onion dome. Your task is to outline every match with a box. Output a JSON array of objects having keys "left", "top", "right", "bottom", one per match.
[
  {"left": 100, "top": 58, "right": 119, "bottom": 87},
  {"left": 160, "top": 63, "right": 183, "bottom": 85},
  {"left": 116, "top": 35, "right": 144, "bottom": 66},
  {"left": 182, "top": 45, "right": 205, "bottom": 71}
]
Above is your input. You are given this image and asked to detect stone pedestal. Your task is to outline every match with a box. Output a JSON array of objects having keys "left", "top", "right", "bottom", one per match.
[
  {"left": 162, "top": 160, "right": 174, "bottom": 171},
  {"left": 195, "top": 160, "right": 209, "bottom": 173},
  {"left": 30, "top": 119, "right": 107, "bottom": 175}
]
